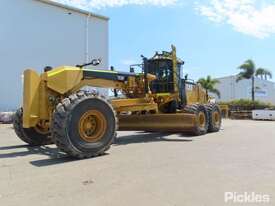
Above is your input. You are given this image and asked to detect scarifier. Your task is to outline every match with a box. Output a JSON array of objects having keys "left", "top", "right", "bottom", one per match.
[{"left": 13, "top": 45, "right": 222, "bottom": 158}]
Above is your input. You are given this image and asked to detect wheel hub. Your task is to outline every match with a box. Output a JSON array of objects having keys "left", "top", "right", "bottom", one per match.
[
  {"left": 198, "top": 112, "right": 206, "bottom": 129},
  {"left": 34, "top": 121, "right": 50, "bottom": 135},
  {"left": 213, "top": 111, "right": 220, "bottom": 126},
  {"left": 78, "top": 110, "right": 107, "bottom": 143}
]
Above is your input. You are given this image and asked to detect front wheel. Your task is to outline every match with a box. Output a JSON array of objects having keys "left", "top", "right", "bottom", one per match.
[
  {"left": 51, "top": 91, "right": 117, "bottom": 159},
  {"left": 13, "top": 108, "right": 53, "bottom": 146}
]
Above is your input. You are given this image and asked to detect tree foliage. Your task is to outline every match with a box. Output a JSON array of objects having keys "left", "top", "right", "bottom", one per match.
[
  {"left": 237, "top": 59, "right": 272, "bottom": 101},
  {"left": 255, "top": 68, "right": 272, "bottom": 80},
  {"left": 198, "top": 75, "right": 220, "bottom": 98}
]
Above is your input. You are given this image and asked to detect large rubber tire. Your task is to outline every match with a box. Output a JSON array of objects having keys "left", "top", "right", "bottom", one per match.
[
  {"left": 13, "top": 108, "right": 53, "bottom": 146},
  {"left": 183, "top": 104, "right": 209, "bottom": 136},
  {"left": 205, "top": 103, "right": 222, "bottom": 133},
  {"left": 51, "top": 91, "right": 117, "bottom": 159}
]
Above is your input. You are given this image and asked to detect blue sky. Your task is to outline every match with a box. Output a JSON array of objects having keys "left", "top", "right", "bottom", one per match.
[{"left": 56, "top": 0, "right": 275, "bottom": 81}]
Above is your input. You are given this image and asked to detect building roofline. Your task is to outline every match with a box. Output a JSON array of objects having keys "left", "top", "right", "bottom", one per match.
[
  {"left": 36, "top": 0, "right": 109, "bottom": 21},
  {"left": 216, "top": 75, "right": 236, "bottom": 79},
  {"left": 216, "top": 75, "right": 275, "bottom": 83}
]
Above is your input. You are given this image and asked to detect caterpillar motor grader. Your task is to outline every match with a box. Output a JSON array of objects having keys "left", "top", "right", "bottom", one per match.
[{"left": 13, "top": 45, "right": 221, "bottom": 159}]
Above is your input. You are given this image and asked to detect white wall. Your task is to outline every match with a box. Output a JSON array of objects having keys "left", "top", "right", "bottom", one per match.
[
  {"left": 214, "top": 76, "right": 275, "bottom": 104},
  {"left": 0, "top": 0, "right": 108, "bottom": 110}
]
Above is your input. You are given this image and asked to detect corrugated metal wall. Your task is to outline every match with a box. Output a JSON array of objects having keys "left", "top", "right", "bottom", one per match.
[
  {"left": 0, "top": 0, "right": 108, "bottom": 111},
  {"left": 214, "top": 76, "right": 275, "bottom": 104}
]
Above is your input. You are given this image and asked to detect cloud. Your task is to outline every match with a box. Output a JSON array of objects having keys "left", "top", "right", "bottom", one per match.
[
  {"left": 196, "top": 0, "right": 275, "bottom": 39},
  {"left": 55, "top": 0, "right": 179, "bottom": 10}
]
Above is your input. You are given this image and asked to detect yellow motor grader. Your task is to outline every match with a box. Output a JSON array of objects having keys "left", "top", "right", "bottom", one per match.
[{"left": 13, "top": 45, "right": 221, "bottom": 158}]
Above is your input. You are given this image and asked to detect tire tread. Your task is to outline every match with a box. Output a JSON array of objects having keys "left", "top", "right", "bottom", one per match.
[{"left": 52, "top": 91, "right": 117, "bottom": 159}]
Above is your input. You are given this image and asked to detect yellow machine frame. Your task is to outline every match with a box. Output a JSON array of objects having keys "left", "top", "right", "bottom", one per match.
[{"left": 14, "top": 45, "right": 222, "bottom": 159}]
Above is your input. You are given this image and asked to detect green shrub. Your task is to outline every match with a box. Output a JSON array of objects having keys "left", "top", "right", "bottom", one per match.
[{"left": 218, "top": 99, "right": 275, "bottom": 111}]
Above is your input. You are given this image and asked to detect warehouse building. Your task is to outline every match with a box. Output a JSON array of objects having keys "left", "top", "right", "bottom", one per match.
[
  {"left": 213, "top": 75, "right": 275, "bottom": 104},
  {"left": 0, "top": 0, "right": 109, "bottom": 111}
]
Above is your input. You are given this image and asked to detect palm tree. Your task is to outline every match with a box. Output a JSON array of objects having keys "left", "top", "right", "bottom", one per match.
[
  {"left": 198, "top": 75, "right": 220, "bottom": 99},
  {"left": 237, "top": 59, "right": 272, "bottom": 101},
  {"left": 256, "top": 68, "right": 272, "bottom": 80},
  {"left": 255, "top": 68, "right": 264, "bottom": 79}
]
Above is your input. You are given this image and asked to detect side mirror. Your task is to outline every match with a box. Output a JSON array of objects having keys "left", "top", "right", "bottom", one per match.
[
  {"left": 91, "top": 58, "right": 102, "bottom": 66},
  {"left": 44, "top": 66, "right": 53, "bottom": 72},
  {"left": 130, "top": 67, "right": 135, "bottom": 73}
]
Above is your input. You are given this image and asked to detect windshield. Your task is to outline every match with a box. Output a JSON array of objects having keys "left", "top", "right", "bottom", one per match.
[{"left": 147, "top": 60, "right": 174, "bottom": 93}]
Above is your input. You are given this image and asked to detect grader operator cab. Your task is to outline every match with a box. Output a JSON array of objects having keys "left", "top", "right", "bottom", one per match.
[{"left": 13, "top": 45, "right": 221, "bottom": 159}]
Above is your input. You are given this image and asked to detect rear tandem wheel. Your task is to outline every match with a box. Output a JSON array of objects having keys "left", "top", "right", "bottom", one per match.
[
  {"left": 183, "top": 104, "right": 209, "bottom": 136},
  {"left": 205, "top": 103, "right": 222, "bottom": 132}
]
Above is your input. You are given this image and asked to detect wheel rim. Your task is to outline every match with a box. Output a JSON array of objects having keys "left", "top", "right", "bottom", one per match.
[
  {"left": 34, "top": 122, "right": 50, "bottom": 135},
  {"left": 198, "top": 112, "right": 206, "bottom": 129},
  {"left": 78, "top": 110, "right": 107, "bottom": 143},
  {"left": 212, "top": 111, "right": 220, "bottom": 127}
]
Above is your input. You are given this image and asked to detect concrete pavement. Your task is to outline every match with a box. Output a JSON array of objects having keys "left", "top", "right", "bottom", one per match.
[{"left": 0, "top": 120, "right": 274, "bottom": 206}]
